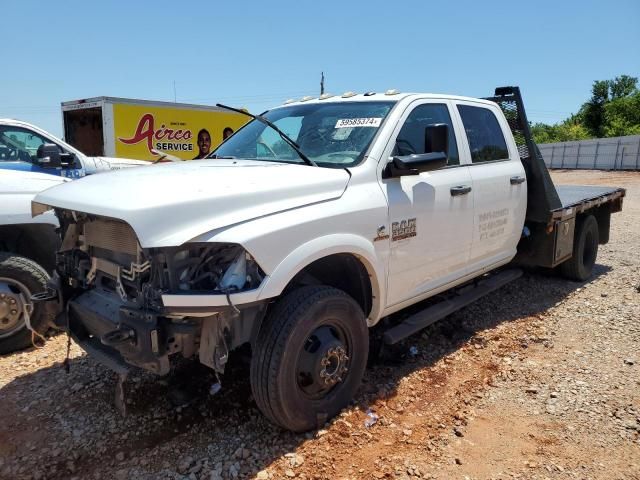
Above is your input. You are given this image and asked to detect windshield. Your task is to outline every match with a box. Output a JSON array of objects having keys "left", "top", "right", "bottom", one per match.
[{"left": 211, "top": 101, "right": 395, "bottom": 168}]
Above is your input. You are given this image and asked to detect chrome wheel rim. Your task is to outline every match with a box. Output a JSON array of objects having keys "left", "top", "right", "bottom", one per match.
[{"left": 0, "top": 277, "right": 32, "bottom": 339}]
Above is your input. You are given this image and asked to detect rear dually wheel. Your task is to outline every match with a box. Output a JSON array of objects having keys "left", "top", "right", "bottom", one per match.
[{"left": 560, "top": 215, "right": 599, "bottom": 281}]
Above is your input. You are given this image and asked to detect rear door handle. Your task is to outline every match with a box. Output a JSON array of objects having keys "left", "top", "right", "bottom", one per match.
[
  {"left": 510, "top": 176, "right": 526, "bottom": 185},
  {"left": 450, "top": 185, "right": 472, "bottom": 196}
]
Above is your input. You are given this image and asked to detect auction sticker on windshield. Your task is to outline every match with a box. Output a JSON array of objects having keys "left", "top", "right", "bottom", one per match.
[{"left": 335, "top": 118, "right": 382, "bottom": 128}]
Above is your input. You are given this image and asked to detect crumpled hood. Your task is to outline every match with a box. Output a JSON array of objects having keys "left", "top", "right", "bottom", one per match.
[{"left": 34, "top": 159, "right": 350, "bottom": 247}]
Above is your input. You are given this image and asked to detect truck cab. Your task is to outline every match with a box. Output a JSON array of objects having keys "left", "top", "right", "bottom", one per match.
[
  {"left": 375, "top": 94, "right": 528, "bottom": 309},
  {"left": 0, "top": 119, "right": 147, "bottom": 178}
]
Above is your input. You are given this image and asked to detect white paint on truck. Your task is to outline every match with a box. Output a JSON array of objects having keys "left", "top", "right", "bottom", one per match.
[
  {"left": 35, "top": 92, "right": 527, "bottom": 323},
  {"left": 32, "top": 88, "right": 623, "bottom": 432},
  {"left": 0, "top": 170, "right": 67, "bottom": 225},
  {"left": 0, "top": 118, "right": 148, "bottom": 177}
]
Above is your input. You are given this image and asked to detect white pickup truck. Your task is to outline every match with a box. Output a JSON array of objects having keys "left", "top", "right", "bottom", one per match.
[
  {"left": 0, "top": 171, "right": 67, "bottom": 353},
  {"left": 33, "top": 87, "right": 625, "bottom": 432},
  {"left": 0, "top": 119, "right": 149, "bottom": 353},
  {"left": 0, "top": 118, "right": 147, "bottom": 178}
]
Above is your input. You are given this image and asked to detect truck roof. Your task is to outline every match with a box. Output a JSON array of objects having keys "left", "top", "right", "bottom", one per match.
[
  {"left": 275, "top": 91, "right": 498, "bottom": 108},
  {"left": 0, "top": 118, "right": 39, "bottom": 127},
  {"left": 60, "top": 92, "right": 498, "bottom": 114},
  {"left": 60, "top": 96, "right": 235, "bottom": 113}
]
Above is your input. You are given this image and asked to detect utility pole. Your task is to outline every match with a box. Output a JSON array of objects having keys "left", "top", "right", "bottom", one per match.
[
  {"left": 320, "top": 72, "right": 325, "bottom": 95},
  {"left": 173, "top": 81, "right": 177, "bottom": 102}
]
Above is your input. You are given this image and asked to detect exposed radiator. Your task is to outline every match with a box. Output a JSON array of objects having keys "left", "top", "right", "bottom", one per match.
[{"left": 84, "top": 220, "right": 138, "bottom": 256}]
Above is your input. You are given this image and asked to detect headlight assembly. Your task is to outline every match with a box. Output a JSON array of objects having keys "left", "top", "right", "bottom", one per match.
[{"left": 162, "top": 244, "right": 264, "bottom": 294}]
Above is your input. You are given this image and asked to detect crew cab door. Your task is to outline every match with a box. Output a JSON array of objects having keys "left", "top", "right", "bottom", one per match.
[
  {"left": 381, "top": 101, "right": 474, "bottom": 307},
  {"left": 453, "top": 102, "right": 527, "bottom": 271}
]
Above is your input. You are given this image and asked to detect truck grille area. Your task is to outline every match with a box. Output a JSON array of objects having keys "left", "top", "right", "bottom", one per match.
[
  {"left": 84, "top": 219, "right": 138, "bottom": 256},
  {"left": 56, "top": 210, "right": 265, "bottom": 312}
]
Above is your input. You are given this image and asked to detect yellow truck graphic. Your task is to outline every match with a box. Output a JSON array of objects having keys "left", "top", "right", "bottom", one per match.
[{"left": 61, "top": 97, "right": 247, "bottom": 161}]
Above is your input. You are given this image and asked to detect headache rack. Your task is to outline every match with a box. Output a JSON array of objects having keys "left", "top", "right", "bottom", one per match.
[
  {"left": 486, "top": 86, "right": 626, "bottom": 269},
  {"left": 484, "top": 86, "right": 562, "bottom": 223}
]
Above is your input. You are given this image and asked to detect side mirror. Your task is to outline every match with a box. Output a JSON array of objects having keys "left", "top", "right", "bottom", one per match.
[
  {"left": 384, "top": 123, "right": 450, "bottom": 178},
  {"left": 36, "top": 144, "right": 62, "bottom": 167},
  {"left": 36, "top": 144, "right": 74, "bottom": 168},
  {"left": 425, "top": 123, "right": 448, "bottom": 156},
  {"left": 389, "top": 152, "right": 448, "bottom": 176}
]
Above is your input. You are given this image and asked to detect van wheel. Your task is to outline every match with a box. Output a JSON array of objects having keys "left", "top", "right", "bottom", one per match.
[
  {"left": 250, "top": 286, "right": 368, "bottom": 432},
  {"left": 0, "top": 253, "right": 51, "bottom": 354},
  {"left": 560, "top": 215, "right": 599, "bottom": 281}
]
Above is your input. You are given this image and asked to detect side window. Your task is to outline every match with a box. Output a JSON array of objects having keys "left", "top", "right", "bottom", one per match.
[
  {"left": 457, "top": 105, "right": 509, "bottom": 163},
  {"left": 0, "top": 127, "right": 58, "bottom": 163},
  {"left": 394, "top": 103, "right": 459, "bottom": 166}
]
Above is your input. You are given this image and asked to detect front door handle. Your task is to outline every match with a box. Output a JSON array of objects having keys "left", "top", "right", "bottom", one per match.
[
  {"left": 450, "top": 185, "right": 472, "bottom": 196},
  {"left": 510, "top": 176, "right": 526, "bottom": 185}
]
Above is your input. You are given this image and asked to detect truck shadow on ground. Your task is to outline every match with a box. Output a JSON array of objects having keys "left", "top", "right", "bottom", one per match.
[{"left": 0, "top": 265, "right": 610, "bottom": 480}]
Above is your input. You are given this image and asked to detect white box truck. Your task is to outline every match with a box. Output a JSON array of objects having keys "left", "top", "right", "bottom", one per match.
[{"left": 61, "top": 97, "right": 247, "bottom": 161}]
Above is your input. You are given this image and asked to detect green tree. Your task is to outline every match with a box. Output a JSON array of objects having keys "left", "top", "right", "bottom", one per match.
[
  {"left": 609, "top": 75, "right": 638, "bottom": 99},
  {"left": 581, "top": 75, "right": 638, "bottom": 137},
  {"left": 602, "top": 91, "right": 640, "bottom": 137},
  {"left": 534, "top": 75, "right": 640, "bottom": 144},
  {"left": 581, "top": 80, "right": 612, "bottom": 137},
  {"left": 531, "top": 123, "right": 560, "bottom": 144},
  {"left": 532, "top": 121, "right": 591, "bottom": 144},
  {"left": 555, "top": 122, "right": 591, "bottom": 142}
]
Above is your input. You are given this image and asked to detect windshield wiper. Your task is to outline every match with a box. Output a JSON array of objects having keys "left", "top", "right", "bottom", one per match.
[{"left": 215, "top": 103, "right": 318, "bottom": 167}]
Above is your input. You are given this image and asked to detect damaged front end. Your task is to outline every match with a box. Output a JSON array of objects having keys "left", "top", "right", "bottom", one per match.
[{"left": 54, "top": 210, "right": 267, "bottom": 376}]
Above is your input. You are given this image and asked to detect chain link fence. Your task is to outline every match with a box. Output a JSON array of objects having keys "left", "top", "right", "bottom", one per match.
[{"left": 538, "top": 135, "right": 640, "bottom": 170}]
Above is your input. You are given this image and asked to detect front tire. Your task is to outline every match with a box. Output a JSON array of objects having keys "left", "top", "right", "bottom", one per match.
[
  {"left": 250, "top": 286, "right": 368, "bottom": 432},
  {"left": 560, "top": 215, "right": 599, "bottom": 281},
  {"left": 0, "top": 253, "right": 52, "bottom": 354}
]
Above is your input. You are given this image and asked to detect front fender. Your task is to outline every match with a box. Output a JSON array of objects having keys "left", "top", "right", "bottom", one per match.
[{"left": 257, "top": 233, "right": 385, "bottom": 325}]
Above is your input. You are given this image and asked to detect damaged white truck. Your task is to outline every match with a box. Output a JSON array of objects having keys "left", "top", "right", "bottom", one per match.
[
  {"left": 0, "top": 119, "right": 149, "bottom": 354},
  {"left": 32, "top": 87, "right": 624, "bottom": 432},
  {"left": 0, "top": 170, "right": 67, "bottom": 353}
]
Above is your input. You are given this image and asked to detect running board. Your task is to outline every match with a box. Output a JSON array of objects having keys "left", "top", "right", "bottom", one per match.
[{"left": 382, "top": 268, "right": 523, "bottom": 345}]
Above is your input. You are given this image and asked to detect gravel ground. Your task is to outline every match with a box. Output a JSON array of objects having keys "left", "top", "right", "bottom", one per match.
[{"left": 1, "top": 169, "right": 638, "bottom": 480}]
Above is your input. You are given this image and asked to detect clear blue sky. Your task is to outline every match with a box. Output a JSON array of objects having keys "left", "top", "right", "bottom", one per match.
[{"left": 2, "top": 0, "right": 638, "bottom": 137}]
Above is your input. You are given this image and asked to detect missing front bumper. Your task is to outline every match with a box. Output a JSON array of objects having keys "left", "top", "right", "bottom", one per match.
[{"left": 67, "top": 290, "right": 199, "bottom": 375}]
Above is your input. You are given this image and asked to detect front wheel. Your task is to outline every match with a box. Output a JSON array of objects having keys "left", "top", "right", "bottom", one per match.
[
  {"left": 250, "top": 286, "right": 368, "bottom": 432},
  {"left": 0, "top": 253, "right": 52, "bottom": 354}
]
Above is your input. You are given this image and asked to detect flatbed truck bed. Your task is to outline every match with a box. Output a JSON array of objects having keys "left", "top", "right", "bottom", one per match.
[{"left": 554, "top": 185, "right": 625, "bottom": 215}]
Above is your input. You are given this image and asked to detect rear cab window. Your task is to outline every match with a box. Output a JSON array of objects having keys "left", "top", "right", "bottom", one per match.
[{"left": 457, "top": 105, "right": 509, "bottom": 163}]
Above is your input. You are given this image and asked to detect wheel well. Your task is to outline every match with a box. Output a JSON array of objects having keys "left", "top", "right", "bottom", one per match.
[
  {"left": 285, "top": 254, "right": 373, "bottom": 317},
  {"left": 0, "top": 224, "right": 60, "bottom": 273}
]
